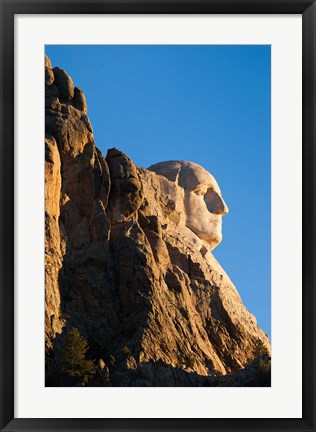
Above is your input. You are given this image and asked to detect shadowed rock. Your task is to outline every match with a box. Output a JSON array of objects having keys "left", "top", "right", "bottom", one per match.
[{"left": 45, "top": 56, "right": 271, "bottom": 386}]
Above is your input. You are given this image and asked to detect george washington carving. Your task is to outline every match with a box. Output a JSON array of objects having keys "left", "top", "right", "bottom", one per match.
[{"left": 148, "top": 161, "right": 228, "bottom": 250}]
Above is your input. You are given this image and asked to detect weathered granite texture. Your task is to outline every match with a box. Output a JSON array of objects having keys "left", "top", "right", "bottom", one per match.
[{"left": 45, "top": 56, "right": 270, "bottom": 386}]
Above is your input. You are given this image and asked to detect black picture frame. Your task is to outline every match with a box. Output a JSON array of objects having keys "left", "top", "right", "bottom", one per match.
[{"left": 0, "top": 1, "right": 315, "bottom": 431}]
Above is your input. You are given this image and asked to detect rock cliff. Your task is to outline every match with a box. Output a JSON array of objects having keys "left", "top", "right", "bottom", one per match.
[{"left": 45, "top": 56, "right": 271, "bottom": 386}]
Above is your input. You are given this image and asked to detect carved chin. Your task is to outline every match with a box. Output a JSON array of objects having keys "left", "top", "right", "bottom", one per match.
[
  {"left": 201, "top": 231, "right": 222, "bottom": 250},
  {"left": 186, "top": 222, "right": 223, "bottom": 250}
]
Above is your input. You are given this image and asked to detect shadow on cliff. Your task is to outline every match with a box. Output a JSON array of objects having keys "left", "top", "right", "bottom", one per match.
[
  {"left": 46, "top": 314, "right": 270, "bottom": 388},
  {"left": 97, "top": 356, "right": 271, "bottom": 387},
  {"left": 109, "top": 359, "right": 210, "bottom": 387}
]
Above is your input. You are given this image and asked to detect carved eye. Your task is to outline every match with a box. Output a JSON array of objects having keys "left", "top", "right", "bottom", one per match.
[{"left": 195, "top": 190, "right": 205, "bottom": 196}]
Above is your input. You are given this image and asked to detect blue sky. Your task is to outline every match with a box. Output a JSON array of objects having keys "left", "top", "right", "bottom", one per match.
[{"left": 46, "top": 45, "right": 271, "bottom": 339}]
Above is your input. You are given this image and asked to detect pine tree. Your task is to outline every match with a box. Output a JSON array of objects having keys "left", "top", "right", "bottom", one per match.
[
  {"left": 61, "top": 327, "right": 95, "bottom": 384},
  {"left": 252, "top": 338, "right": 269, "bottom": 358}
]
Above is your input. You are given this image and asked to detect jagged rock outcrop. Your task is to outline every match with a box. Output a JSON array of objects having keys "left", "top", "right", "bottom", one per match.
[{"left": 45, "top": 56, "right": 270, "bottom": 386}]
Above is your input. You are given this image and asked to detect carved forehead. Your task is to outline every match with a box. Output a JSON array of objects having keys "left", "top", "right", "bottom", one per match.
[
  {"left": 179, "top": 163, "right": 220, "bottom": 193},
  {"left": 148, "top": 160, "right": 221, "bottom": 194}
]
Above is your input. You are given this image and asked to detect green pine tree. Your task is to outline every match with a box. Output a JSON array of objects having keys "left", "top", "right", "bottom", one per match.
[
  {"left": 255, "top": 358, "right": 271, "bottom": 386},
  {"left": 61, "top": 327, "right": 96, "bottom": 384},
  {"left": 252, "top": 339, "right": 269, "bottom": 358}
]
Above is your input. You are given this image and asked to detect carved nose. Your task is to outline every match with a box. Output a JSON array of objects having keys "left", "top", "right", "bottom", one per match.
[
  {"left": 213, "top": 199, "right": 228, "bottom": 216},
  {"left": 220, "top": 199, "right": 229, "bottom": 216},
  {"left": 206, "top": 190, "right": 229, "bottom": 215}
]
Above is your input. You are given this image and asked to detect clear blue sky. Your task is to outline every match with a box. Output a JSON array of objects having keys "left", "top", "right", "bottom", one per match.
[{"left": 46, "top": 45, "right": 271, "bottom": 339}]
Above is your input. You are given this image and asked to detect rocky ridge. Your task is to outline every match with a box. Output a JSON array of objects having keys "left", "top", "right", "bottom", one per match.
[{"left": 45, "top": 56, "right": 271, "bottom": 386}]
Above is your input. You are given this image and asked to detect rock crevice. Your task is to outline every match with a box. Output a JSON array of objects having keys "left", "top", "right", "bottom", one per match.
[{"left": 45, "top": 56, "right": 270, "bottom": 386}]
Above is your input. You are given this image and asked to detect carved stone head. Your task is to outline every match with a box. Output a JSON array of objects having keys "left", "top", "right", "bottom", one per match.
[{"left": 148, "top": 161, "right": 228, "bottom": 250}]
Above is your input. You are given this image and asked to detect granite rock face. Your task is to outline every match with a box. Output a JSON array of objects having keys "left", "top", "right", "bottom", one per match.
[{"left": 45, "top": 56, "right": 270, "bottom": 386}]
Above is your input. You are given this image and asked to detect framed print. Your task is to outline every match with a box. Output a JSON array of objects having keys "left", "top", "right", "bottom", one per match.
[{"left": 1, "top": 1, "right": 315, "bottom": 431}]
